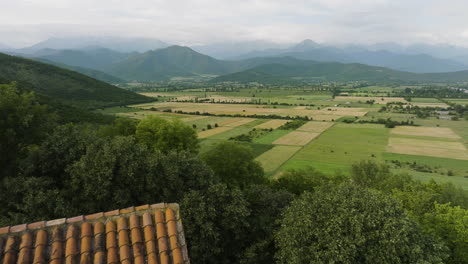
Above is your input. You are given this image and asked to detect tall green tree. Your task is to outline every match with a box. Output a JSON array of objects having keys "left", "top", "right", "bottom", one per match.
[
  {"left": 135, "top": 115, "right": 198, "bottom": 153},
  {"left": 421, "top": 203, "right": 468, "bottom": 264},
  {"left": 0, "top": 82, "right": 53, "bottom": 179},
  {"left": 181, "top": 184, "right": 250, "bottom": 264},
  {"left": 202, "top": 142, "right": 265, "bottom": 188},
  {"left": 275, "top": 184, "right": 447, "bottom": 264}
]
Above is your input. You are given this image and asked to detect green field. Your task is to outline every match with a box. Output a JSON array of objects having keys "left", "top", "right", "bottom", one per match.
[
  {"left": 281, "top": 123, "right": 390, "bottom": 174},
  {"left": 253, "top": 130, "right": 292, "bottom": 144},
  {"left": 256, "top": 146, "right": 302, "bottom": 173}
]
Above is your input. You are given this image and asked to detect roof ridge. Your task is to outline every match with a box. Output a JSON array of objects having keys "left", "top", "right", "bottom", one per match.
[{"left": 0, "top": 203, "right": 179, "bottom": 236}]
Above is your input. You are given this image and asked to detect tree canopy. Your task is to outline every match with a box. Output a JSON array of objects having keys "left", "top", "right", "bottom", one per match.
[{"left": 275, "top": 184, "right": 448, "bottom": 264}]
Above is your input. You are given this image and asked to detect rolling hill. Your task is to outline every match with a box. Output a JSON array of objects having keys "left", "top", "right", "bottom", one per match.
[{"left": 0, "top": 52, "right": 151, "bottom": 109}]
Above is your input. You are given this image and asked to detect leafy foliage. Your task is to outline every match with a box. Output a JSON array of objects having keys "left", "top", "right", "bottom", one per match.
[
  {"left": 135, "top": 115, "right": 199, "bottom": 153},
  {"left": 181, "top": 184, "right": 250, "bottom": 264},
  {"left": 202, "top": 141, "right": 266, "bottom": 188},
  {"left": 0, "top": 82, "right": 53, "bottom": 179},
  {"left": 275, "top": 184, "right": 448, "bottom": 264}
]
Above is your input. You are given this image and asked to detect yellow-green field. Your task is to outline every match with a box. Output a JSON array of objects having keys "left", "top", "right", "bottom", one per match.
[
  {"left": 254, "top": 120, "right": 289, "bottom": 129},
  {"left": 273, "top": 131, "right": 320, "bottom": 146},
  {"left": 387, "top": 137, "right": 468, "bottom": 160},
  {"left": 130, "top": 102, "right": 368, "bottom": 121},
  {"left": 255, "top": 146, "right": 302, "bottom": 173}
]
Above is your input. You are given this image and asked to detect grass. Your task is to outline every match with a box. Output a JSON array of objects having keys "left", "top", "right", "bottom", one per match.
[
  {"left": 256, "top": 146, "right": 302, "bottom": 174},
  {"left": 281, "top": 123, "right": 390, "bottom": 174},
  {"left": 273, "top": 131, "right": 319, "bottom": 146},
  {"left": 253, "top": 129, "right": 291, "bottom": 144},
  {"left": 186, "top": 116, "right": 232, "bottom": 132},
  {"left": 208, "top": 127, "right": 253, "bottom": 140}
]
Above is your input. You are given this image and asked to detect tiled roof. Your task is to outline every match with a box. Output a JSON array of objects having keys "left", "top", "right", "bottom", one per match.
[{"left": 0, "top": 203, "right": 189, "bottom": 264}]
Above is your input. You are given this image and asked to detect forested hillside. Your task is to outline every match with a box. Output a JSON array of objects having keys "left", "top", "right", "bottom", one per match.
[{"left": 0, "top": 52, "right": 151, "bottom": 108}]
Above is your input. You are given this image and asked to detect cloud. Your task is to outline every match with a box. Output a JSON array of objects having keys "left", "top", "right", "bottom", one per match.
[{"left": 1, "top": 0, "right": 468, "bottom": 47}]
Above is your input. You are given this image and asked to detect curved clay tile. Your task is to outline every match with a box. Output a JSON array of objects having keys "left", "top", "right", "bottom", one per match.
[
  {"left": 105, "top": 221, "right": 118, "bottom": 264},
  {"left": 117, "top": 218, "right": 131, "bottom": 264},
  {"left": 50, "top": 227, "right": 63, "bottom": 264},
  {"left": 65, "top": 225, "right": 78, "bottom": 264},
  {"left": 93, "top": 222, "right": 105, "bottom": 264},
  {"left": 142, "top": 213, "right": 158, "bottom": 264},
  {"left": 0, "top": 237, "right": 4, "bottom": 262},
  {"left": 3, "top": 236, "right": 17, "bottom": 264},
  {"left": 80, "top": 222, "right": 93, "bottom": 264},
  {"left": 33, "top": 230, "right": 47, "bottom": 264},
  {"left": 166, "top": 209, "right": 183, "bottom": 264},
  {"left": 129, "top": 214, "right": 145, "bottom": 264},
  {"left": 17, "top": 232, "right": 33, "bottom": 264},
  {"left": 155, "top": 211, "right": 169, "bottom": 264}
]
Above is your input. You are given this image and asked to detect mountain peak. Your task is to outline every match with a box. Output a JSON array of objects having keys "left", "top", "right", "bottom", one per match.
[{"left": 293, "top": 39, "right": 320, "bottom": 51}]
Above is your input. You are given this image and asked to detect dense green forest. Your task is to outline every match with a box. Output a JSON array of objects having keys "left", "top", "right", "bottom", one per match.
[
  {"left": 0, "top": 52, "right": 151, "bottom": 109},
  {"left": 1, "top": 81, "right": 467, "bottom": 263}
]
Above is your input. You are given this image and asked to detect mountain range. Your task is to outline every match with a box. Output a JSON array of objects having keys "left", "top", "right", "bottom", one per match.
[
  {"left": 4, "top": 39, "right": 468, "bottom": 84},
  {"left": 233, "top": 40, "right": 468, "bottom": 73},
  {"left": 5, "top": 37, "right": 468, "bottom": 75}
]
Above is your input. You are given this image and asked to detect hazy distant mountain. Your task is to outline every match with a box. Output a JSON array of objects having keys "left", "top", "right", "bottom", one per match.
[
  {"left": 191, "top": 40, "right": 291, "bottom": 59},
  {"left": 0, "top": 43, "right": 12, "bottom": 51},
  {"left": 103, "top": 46, "right": 331, "bottom": 81},
  {"left": 36, "top": 58, "right": 125, "bottom": 84},
  {"left": 235, "top": 39, "right": 468, "bottom": 73},
  {"left": 105, "top": 45, "right": 231, "bottom": 81},
  {"left": 18, "top": 37, "right": 169, "bottom": 53},
  {"left": 213, "top": 61, "right": 468, "bottom": 83},
  {"left": 34, "top": 48, "right": 131, "bottom": 70}
]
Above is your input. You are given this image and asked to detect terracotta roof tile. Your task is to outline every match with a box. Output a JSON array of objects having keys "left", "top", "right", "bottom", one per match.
[
  {"left": 84, "top": 212, "right": 104, "bottom": 221},
  {"left": 0, "top": 227, "right": 9, "bottom": 235},
  {"left": 32, "top": 230, "right": 47, "bottom": 264},
  {"left": 93, "top": 222, "right": 105, "bottom": 264},
  {"left": 79, "top": 222, "right": 92, "bottom": 264},
  {"left": 26, "top": 221, "right": 45, "bottom": 230},
  {"left": 10, "top": 224, "right": 27, "bottom": 233},
  {"left": 17, "top": 232, "right": 32, "bottom": 264},
  {"left": 155, "top": 210, "right": 170, "bottom": 264},
  {"left": 4, "top": 236, "right": 17, "bottom": 264},
  {"left": 0, "top": 204, "right": 189, "bottom": 263},
  {"left": 50, "top": 227, "right": 63, "bottom": 264},
  {"left": 142, "top": 212, "right": 158, "bottom": 264}
]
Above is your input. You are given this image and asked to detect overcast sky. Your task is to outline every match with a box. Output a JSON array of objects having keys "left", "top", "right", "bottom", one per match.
[{"left": 2, "top": 0, "right": 468, "bottom": 48}]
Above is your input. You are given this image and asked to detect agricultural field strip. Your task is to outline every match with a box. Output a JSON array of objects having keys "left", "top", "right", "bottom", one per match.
[
  {"left": 273, "top": 131, "right": 320, "bottom": 146},
  {"left": 198, "top": 127, "right": 233, "bottom": 139},
  {"left": 255, "top": 146, "right": 302, "bottom": 173},
  {"left": 218, "top": 118, "right": 256, "bottom": 127},
  {"left": 334, "top": 96, "right": 407, "bottom": 104},
  {"left": 197, "top": 117, "right": 256, "bottom": 139},
  {"left": 131, "top": 102, "right": 368, "bottom": 119},
  {"left": 296, "top": 121, "right": 334, "bottom": 133},
  {"left": 254, "top": 120, "right": 289, "bottom": 129},
  {"left": 411, "top": 103, "right": 449, "bottom": 108},
  {"left": 391, "top": 126, "right": 461, "bottom": 139},
  {"left": 386, "top": 137, "right": 468, "bottom": 160}
]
